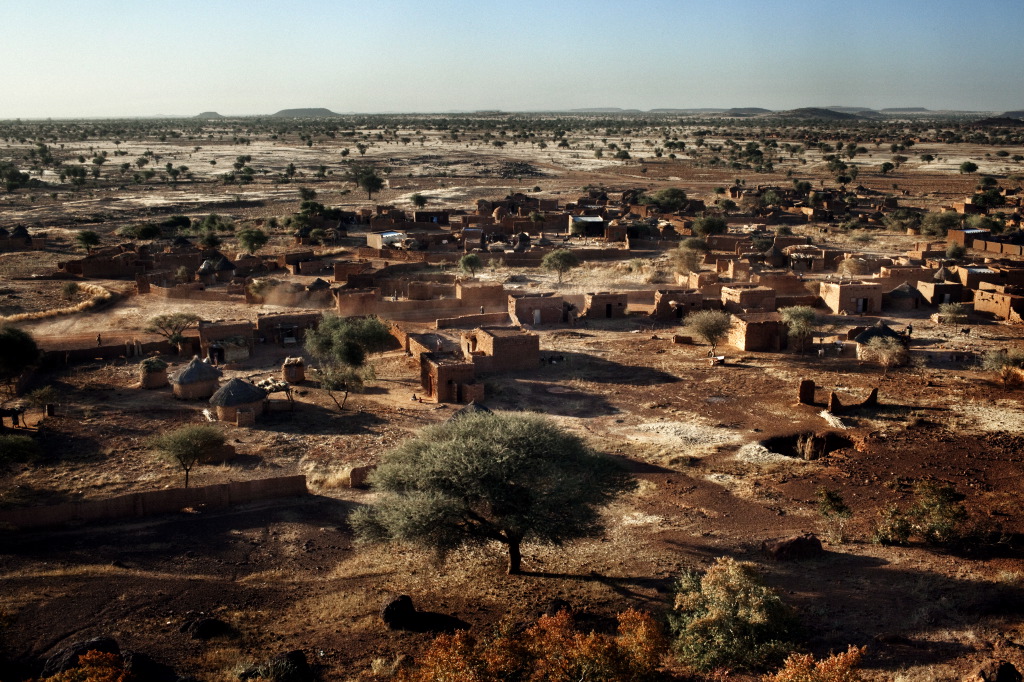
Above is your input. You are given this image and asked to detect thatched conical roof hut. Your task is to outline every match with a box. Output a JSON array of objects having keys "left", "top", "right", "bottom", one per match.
[
  {"left": 169, "top": 356, "right": 222, "bottom": 399},
  {"left": 209, "top": 378, "right": 267, "bottom": 422}
]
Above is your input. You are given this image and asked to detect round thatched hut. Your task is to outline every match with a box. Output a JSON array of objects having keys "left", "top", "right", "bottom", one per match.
[
  {"left": 197, "top": 259, "right": 218, "bottom": 285},
  {"left": 209, "top": 378, "right": 267, "bottom": 423},
  {"left": 170, "top": 356, "right": 222, "bottom": 399}
]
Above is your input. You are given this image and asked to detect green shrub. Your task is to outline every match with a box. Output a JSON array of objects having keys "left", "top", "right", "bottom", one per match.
[
  {"left": 908, "top": 481, "right": 968, "bottom": 545},
  {"left": 669, "top": 557, "right": 797, "bottom": 672},
  {"left": 872, "top": 504, "right": 912, "bottom": 545},
  {"left": 0, "top": 434, "right": 41, "bottom": 468}
]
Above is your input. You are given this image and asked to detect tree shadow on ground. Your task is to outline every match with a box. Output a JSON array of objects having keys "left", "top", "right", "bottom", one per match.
[
  {"left": 255, "top": 400, "right": 385, "bottom": 436},
  {"left": 520, "top": 570, "right": 674, "bottom": 608}
]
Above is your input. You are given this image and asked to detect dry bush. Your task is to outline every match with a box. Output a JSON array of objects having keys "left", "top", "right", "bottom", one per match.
[
  {"left": 396, "top": 608, "right": 666, "bottom": 682},
  {"left": 0, "top": 283, "right": 114, "bottom": 324},
  {"left": 40, "top": 650, "right": 131, "bottom": 681},
  {"left": 669, "top": 557, "right": 797, "bottom": 672},
  {"left": 762, "top": 646, "right": 865, "bottom": 682}
]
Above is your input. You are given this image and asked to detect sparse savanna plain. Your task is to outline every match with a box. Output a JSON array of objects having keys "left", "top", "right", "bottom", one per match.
[{"left": 1, "top": 110, "right": 1024, "bottom": 681}]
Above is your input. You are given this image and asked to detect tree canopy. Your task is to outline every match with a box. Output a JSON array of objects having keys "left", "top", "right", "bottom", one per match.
[
  {"left": 691, "top": 216, "right": 726, "bottom": 238},
  {"left": 145, "top": 312, "right": 201, "bottom": 346},
  {"left": 642, "top": 187, "right": 688, "bottom": 213},
  {"left": 305, "top": 314, "right": 391, "bottom": 409},
  {"left": 686, "top": 310, "right": 732, "bottom": 355},
  {"left": 344, "top": 164, "right": 385, "bottom": 199},
  {"left": 458, "top": 253, "right": 482, "bottom": 277},
  {"left": 779, "top": 306, "right": 818, "bottom": 353},
  {"left": 541, "top": 249, "right": 580, "bottom": 283},
  {"left": 352, "top": 411, "right": 636, "bottom": 574},
  {"left": 150, "top": 424, "right": 225, "bottom": 488},
  {"left": 0, "top": 326, "right": 40, "bottom": 390},
  {"left": 237, "top": 228, "right": 269, "bottom": 255}
]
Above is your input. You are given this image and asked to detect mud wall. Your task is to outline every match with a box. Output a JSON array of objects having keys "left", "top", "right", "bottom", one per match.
[{"left": 0, "top": 475, "right": 308, "bottom": 530}]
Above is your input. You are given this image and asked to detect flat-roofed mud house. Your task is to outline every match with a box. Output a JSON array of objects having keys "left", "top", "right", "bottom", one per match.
[
  {"left": 820, "top": 281, "right": 883, "bottom": 315},
  {"left": 728, "top": 312, "right": 787, "bottom": 351},
  {"left": 508, "top": 293, "right": 565, "bottom": 326},
  {"left": 460, "top": 327, "right": 540, "bottom": 372},
  {"left": 420, "top": 353, "right": 485, "bottom": 404},
  {"left": 582, "top": 292, "right": 628, "bottom": 319}
]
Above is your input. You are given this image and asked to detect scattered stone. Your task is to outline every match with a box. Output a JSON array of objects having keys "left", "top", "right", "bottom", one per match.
[
  {"left": 966, "top": 661, "right": 1022, "bottom": 682},
  {"left": 381, "top": 594, "right": 417, "bottom": 630},
  {"left": 761, "top": 533, "right": 824, "bottom": 561},
  {"left": 42, "top": 637, "right": 120, "bottom": 677}
]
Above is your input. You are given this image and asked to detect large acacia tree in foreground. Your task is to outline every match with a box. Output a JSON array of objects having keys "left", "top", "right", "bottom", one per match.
[{"left": 351, "top": 411, "right": 635, "bottom": 575}]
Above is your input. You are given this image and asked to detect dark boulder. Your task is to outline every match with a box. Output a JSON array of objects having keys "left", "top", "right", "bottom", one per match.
[
  {"left": 761, "top": 533, "right": 824, "bottom": 561},
  {"left": 966, "top": 661, "right": 1023, "bottom": 682},
  {"left": 123, "top": 650, "right": 178, "bottom": 682},
  {"left": 239, "top": 650, "right": 313, "bottom": 682},
  {"left": 42, "top": 637, "right": 120, "bottom": 677},
  {"left": 381, "top": 594, "right": 417, "bottom": 630}
]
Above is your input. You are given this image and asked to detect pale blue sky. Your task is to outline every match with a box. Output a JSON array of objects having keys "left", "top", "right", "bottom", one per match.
[{"left": 2, "top": 0, "right": 1021, "bottom": 118}]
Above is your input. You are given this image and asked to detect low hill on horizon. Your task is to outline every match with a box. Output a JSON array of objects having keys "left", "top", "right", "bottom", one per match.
[
  {"left": 195, "top": 111, "right": 224, "bottom": 119},
  {"left": 773, "top": 107, "right": 859, "bottom": 120},
  {"left": 271, "top": 108, "right": 339, "bottom": 117}
]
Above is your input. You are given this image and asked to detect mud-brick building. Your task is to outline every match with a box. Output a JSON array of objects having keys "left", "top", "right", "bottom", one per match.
[
  {"left": 460, "top": 327, "right": 539, "bottom": 373},
  {"left": 420, "top": 353, "right": 485, "bottom": 404},
  {"left": 820, "top": 281, "right": 883, "bottom": 315},
  {"left": 455, "top": 281, "right": 506, "bottom": 308},
  {"left": 728, "top": 312, "right": 787, "bottom": 352},
  {"left": 508, "top": 293, "right": 565, "bottom": 326},
  {"left": 721, "top": 284, "right": 777, "bottom": 314},
  {"left": 652, "top": 290, "right": 704, "bottom": 321},
  {"left": 916, "top": 280, "right": 963, "bottom": 306},
  {"left": 582, "top": 292, "right": 628, "bottom": 319},
  {"left": 973, "top": 286, "right": 1024, "bottom": 321},
  {"left": 198, "top": 320, "right": 254, "bottom": 362}
]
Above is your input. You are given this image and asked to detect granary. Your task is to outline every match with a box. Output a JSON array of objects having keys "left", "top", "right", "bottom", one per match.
[
  {"left": 213, "top": 256, "right": 236, "bottom": 282},
  {"left": 169, "top": 356, "right": 222, "bottom": 399},
  {"left": 852, "top": 320, "right": 905, "bottom": 359},
  {"left": 209, "top": 378, "right": 267, "bottom": 424},
  {"left": 197, "top": 259, "right": 218, "bottom": 285},
  {"left": 882, "top": 282, "right": 925, "bottom": 311}
]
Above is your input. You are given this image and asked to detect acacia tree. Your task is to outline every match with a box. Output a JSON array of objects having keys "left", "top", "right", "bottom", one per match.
[
  {"left": 779, "top": 305, "right": 818, "bottom": 353},
  {"left": 352, "top": 411, "right": 635, "bottom": 575},
  {"left": 237, "top": 228, "right": 269, "bottom": 255},
  {"left": 344, "top": 164, "right": 384, "bottom": 199},
  {"left": 410, "top": 193, "right": 428, "bottom": 208},
  {"left": 458, "top": 253, "right": 482, "bottom": 277},
  {"left": 145, "top": 312, "right": 201, "bottom": 350},
  {"left": 305, "top": 314, "right": 391, "bottom": 410},
  {"left": 861, "top": 337, "right": 909, "bottom": 375},
  {"left": 75, "top": 230, "right": 101, "bottom": 253},
  {"left": 672, "top": 237, "right": 708, "bottom": 275},
  {"left": 686, "top": 310, "right": 732, "bottom": 355},
  {"left": 0, "top": 326, "right": 39, "bottom": 395},
  {"left": 150, "top": 424, "right": 225, "bottom": 488},
  {"left": 541, "top": 249, "right": 580, "bottom": 283},
  {"left": 691, "top": 216, "right": 726, "bottom": 238},
  {"left": 939, "top": 302, "right": 967, "bottom": 333}
]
